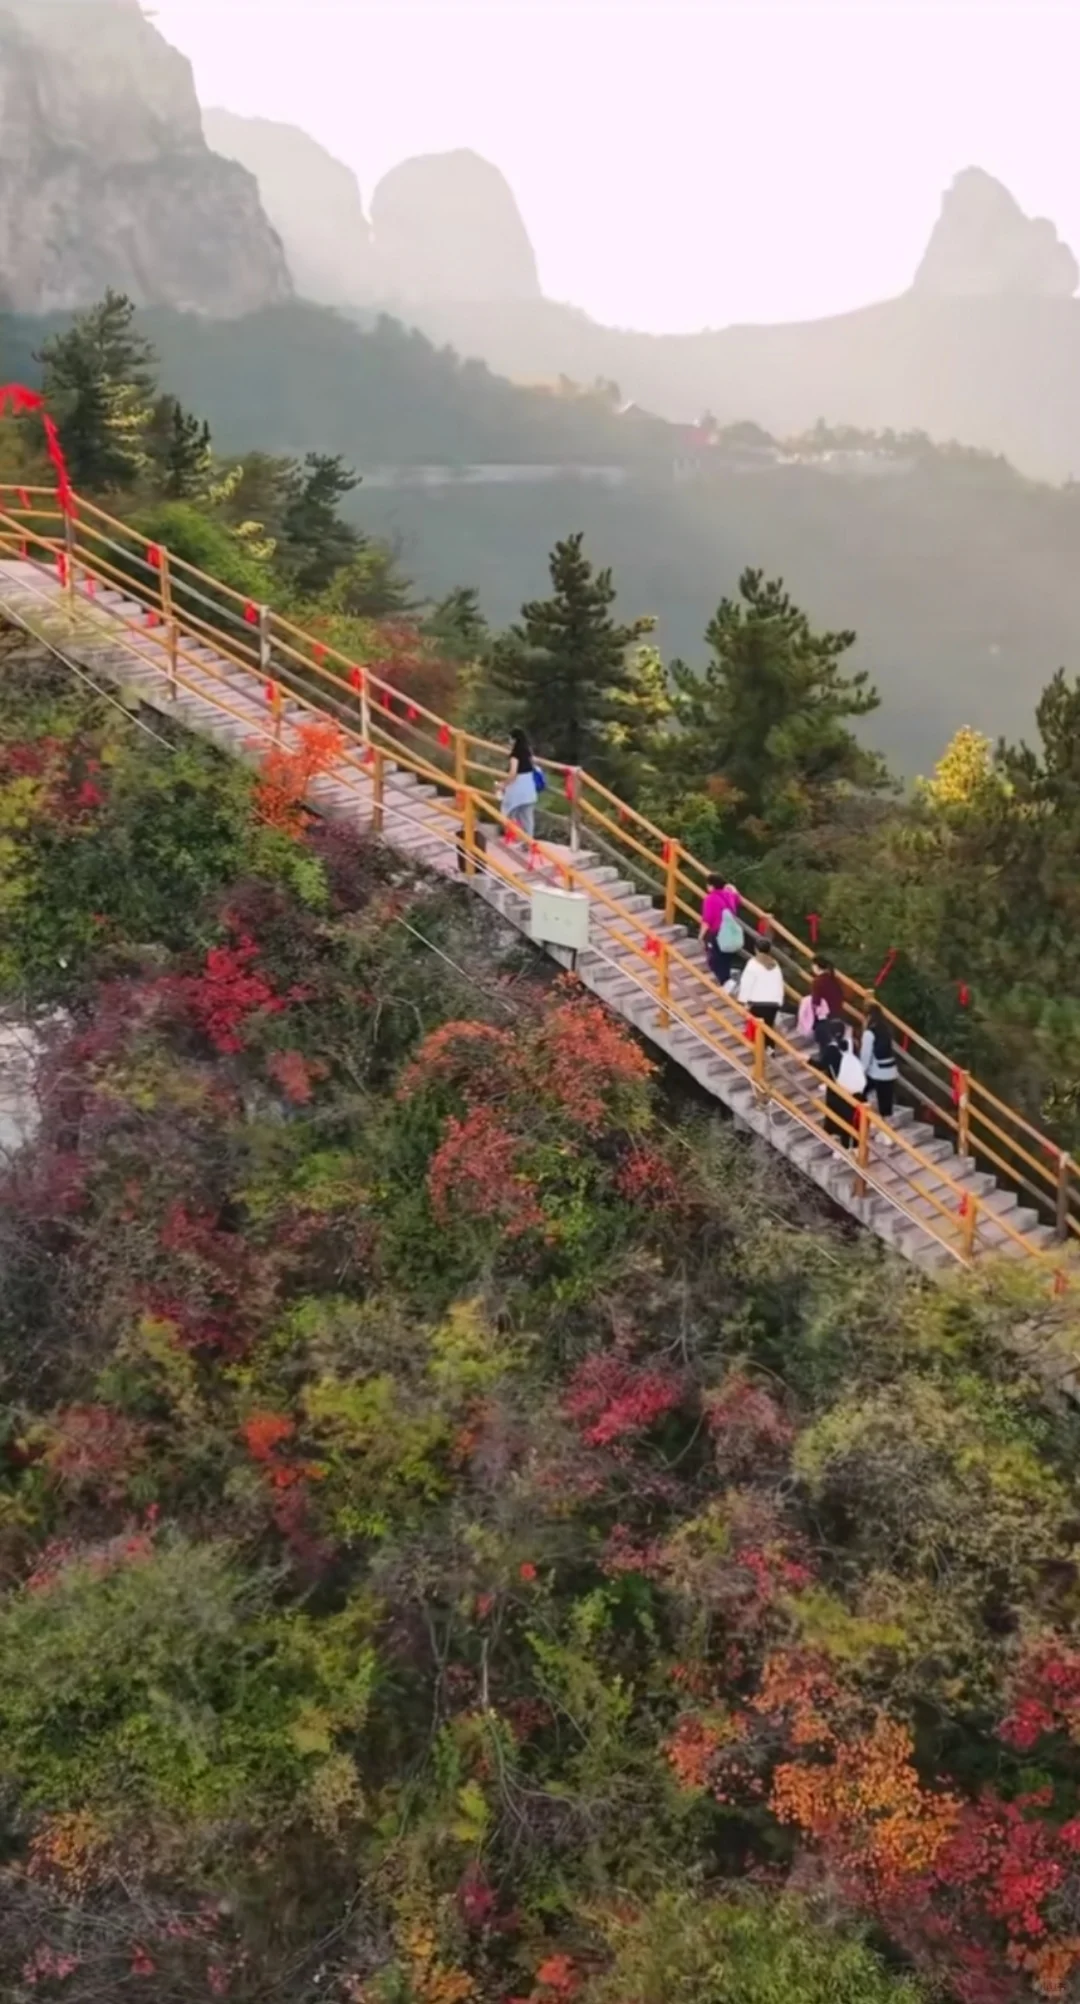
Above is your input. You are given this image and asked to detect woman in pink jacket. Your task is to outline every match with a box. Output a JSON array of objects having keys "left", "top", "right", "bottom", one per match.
[{"left": 699, "top": 876, "right": 743, "bottom": 988}]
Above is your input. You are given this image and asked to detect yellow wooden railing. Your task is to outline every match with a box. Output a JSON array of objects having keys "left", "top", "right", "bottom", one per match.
[{"left": 0, "top": 483, "right": 1075, "bottom": 1282}]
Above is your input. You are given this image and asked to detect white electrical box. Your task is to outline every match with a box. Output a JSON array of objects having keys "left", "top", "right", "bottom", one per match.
[{"left": 529, "top": 887, "right": 591, "bottom": 952}]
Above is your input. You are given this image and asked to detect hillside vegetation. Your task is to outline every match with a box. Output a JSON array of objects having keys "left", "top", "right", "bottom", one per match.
[
  {"left": 5, "top": 299, "right": 1080, "bottom": 770},
  {"left": 5, "top": 624, "right": 1080, "bottom": 2003},
  {"left": 9, "top": 295, "right": 1080, "bottom": 1149}
]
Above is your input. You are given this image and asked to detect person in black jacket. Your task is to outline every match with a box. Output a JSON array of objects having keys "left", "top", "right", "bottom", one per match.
[{"left": 811, "top": 1015, "right": 863, "bottom": 1149}]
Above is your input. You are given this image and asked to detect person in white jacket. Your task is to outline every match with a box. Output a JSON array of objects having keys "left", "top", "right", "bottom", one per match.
[{"left": 737, "top": 940, "right": 785, "bottom": 1045}]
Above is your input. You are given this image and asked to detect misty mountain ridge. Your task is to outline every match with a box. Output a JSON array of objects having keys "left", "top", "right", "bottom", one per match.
[{"left": 203, "top": 110, "right": 1080, "bottom": 481}]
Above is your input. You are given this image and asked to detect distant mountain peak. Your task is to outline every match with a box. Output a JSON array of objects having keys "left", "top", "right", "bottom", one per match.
[
  {"left": 370, "top": 149, "right": 541, "bottom": 304},
  {"left": 913, "top": 166, "right": 1078, "bottom": 299}
]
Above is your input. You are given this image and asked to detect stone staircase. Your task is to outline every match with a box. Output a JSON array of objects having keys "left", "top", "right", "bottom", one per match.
[{"left": 0, "top": 556, "right": 1062, "bottom": 1281}]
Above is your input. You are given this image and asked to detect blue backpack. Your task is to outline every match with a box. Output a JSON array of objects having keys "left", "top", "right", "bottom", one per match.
[{"left": 533, "top": 765, "right": 547, "bottom": 794}]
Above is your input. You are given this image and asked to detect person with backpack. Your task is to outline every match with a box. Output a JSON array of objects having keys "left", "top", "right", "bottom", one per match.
[
  {"left": 502, "top": 729, "right": 540, "bottom": 838},
  {"left": 810, "top": 958, "right": 846, "bottom": 1055},
  {"left": 812, "top": 1014, "right": 866, "bottom": 1149},
  {"left": 860, "top": 1003, "right": 899, "bottom": 1139},
  {"left": 699, "top": 877, "right": 744, "bottom": 989}
]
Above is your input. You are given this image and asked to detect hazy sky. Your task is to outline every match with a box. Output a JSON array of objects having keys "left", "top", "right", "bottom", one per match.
[{"left": 154, "top": 0, "right": 1080, "bottom": 334}]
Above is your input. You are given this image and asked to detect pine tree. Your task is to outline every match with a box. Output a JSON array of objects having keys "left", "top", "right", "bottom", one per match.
[
  {"left": 668, "top": 569, "right": 886, "bottom": 838},
  {"left": 489, "top": 532, "right": 658, "bottom": 778},
  {"left": 280, "top": 453, "right": 361, "bottom": 597},
  {"left": 148, "top": 396, "right": 214, "bottom": 501},
  {"left": 38, "top": 291, "right": 157, "bottom": 491}
]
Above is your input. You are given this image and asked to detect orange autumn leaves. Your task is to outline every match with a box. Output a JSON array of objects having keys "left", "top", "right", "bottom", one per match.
[{"left": 399, "top": 991, "right": 655, "bottom": 1245}]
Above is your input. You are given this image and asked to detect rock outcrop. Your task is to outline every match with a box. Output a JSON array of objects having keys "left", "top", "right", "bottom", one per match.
[
  {"left": 370, "top": 149, "right": 541, "bottom": 303},
  {"left": 912, "top": 167, "right": 1078, "bottom": 299},
  {"left": 0, "top": 0, "right": 291, "bottom": 316},
  {"left": 203, "top": 109, "right": 375, "bottom": 308}
]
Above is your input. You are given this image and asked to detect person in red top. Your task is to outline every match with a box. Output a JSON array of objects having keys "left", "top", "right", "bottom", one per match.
[{"left": 810, "top": 958, "right": 846, "bottom": 1055}]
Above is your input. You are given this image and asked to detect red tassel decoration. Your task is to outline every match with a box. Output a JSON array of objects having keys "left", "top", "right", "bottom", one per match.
[
  {"left": 958, "top": 1192, "right": 970, "bottom": 1219},
  {"left": 644, "top": 935, "right": 661, "bottom": 958},
  {"left": 950, "top": 1066, "right": 964, "bottom": 1107},
  {"left": 438, "top": 723, "right": 452, "bottom": 749},
  {"left": 744, "top": 1016, "right": 758, "bottom": 1043},
  {"left": 243, "top": 601, "right": 259, "bottom": 627},
  {"left": 958, "top": 982, "right": 971, "bottom": 1008},
  {"left": 146, "top": 543, "right": 162, "bottom": 570},
  {"left": 407, "top": 704, "right": 420, "bottom": 724},
  {"left": 380, "top": 688, "right": 392, "bottom": 711},
  {"left": 807, "top": 912, "right": 820, "bottom": 946},
  {"left": 56, "top": 551, "right": 68, "bottom": 587},
  {"left": 348, "top": 666, "right": 363, "bottom": 693},
  {"left": 312, "top": 643, "right": 327, "bottom": 668},
  {"left": 564, "top": 772, "right": 576, "bottom": 801},
  {"left": 264, "top": 681, "right": 277, "bottom": 705}
]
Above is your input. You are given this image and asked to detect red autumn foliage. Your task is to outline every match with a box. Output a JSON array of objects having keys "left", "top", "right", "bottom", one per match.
[
  {"left": 614, "top": 1141, "right": 684, "bottom": 1210},
  {"left": 705, "top": 1370, "right": 795, "bottom": 1480},
  {"left": 562, "top": 1353, "right": 683, "bottom": 1448},
  {"left": 265, "top": 1048, "right": 327, "bottom": 1105},
  {"left": 999, "top": 1637, "right": 1080, "bottom": 1751},
  {"left": 169, "top": 933, "right": 303, "bottom": 1055},
  {"left": 428, "top": 1105, "right": 545, "bottom": 1239}
]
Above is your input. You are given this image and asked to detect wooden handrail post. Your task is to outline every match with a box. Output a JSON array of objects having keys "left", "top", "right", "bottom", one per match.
[
  {"left": 159, "top": 546, "right": 178, "bottom": 698},
  {"left": 371, "top": 746, "right": 385, "bottom": 837},
  {"left": 63, "top": 510, "right": 76, "bottom": 608},
  {"left": 753, "top": 1016, "right": 767, "bottom": 1092},
  {"left": 855, "top": 1100, "right": 869, "bottom": 1197},
  {"left": 569, "top": 768, "right": 582, "bottom": 852},
  {"left": 258, "top": 603, "right": 272, "bottom": 677},
  {"left": 664, "top": 841, "right": 680, "bottom": 927},
  {"left": 656, "top": 941, "right": 671, "bottom": 1031},
  {"left": 454, "top": 730, "right": 466, "bottom": 789},
  {"left": 360, "top": 674, "right": 371, "bottom": 747},
  {"left": 961, "top": 1192, "right": 979, "bottom": 1262},
  {"left": 1057, "top": 1149, "right": 1071, "bottom": 1244},
  {"left": 957, "top": 1069, "right": 971, "bottom": 1158},
  {"left": 462, "top": 790, "right": 476, "bottom": 876}
]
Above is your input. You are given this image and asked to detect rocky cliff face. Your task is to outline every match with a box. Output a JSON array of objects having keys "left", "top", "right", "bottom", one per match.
[
  {"left": 913, "top": 167, "right": 1078, "bottom": 299},
  {"left": 203, "top": 109, "right": 375, "bottom": 308},
  {"left": 202, "top": 116, "right": 542, "bottom": 311},
  {"left": 370, "top": 149, "right": 541, "bottom": 303},
  {"left": 0, "top": 0, "right": 292, "bottom": 315}
]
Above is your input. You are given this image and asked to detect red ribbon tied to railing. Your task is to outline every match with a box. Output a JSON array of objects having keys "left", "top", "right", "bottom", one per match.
[
  {"left": 380, "top": 689, "right": 392, "bottom": 711},
  {"left": 438, "top": 723, "right": 452, "bottom": 749},
  {"left": 958, "top": 1192, "right": 970, "bottom": 1219},
  {"left": 348, "top": 666, "right": 363, "bottom": 692},
  {"left": 146, "top": 543, "right": 162, "bottom": 570},
  {"left": 55, "top": 551, "right": 68, "bottom": 588},
  {"left": 873, "top": 948, "right": 898, "bottom": 990},
  {"left": 0, "top": 386, "right": 75, "bottom": 517},
  {"left": 264, "top": 681, "right": 277, "bottom": 706},
  {"left": 644, "top": 935, "right": 661, "bottom": 959},
  {"left": 958, "top": 982, "right": 971, "bottom": 1008},
  {"left": 743, "top": 1016, "right": 758, "bottom": 1043},
  {"left": 564, "top": 772, "right": 576, "bottom": 802},
  {"left": 313, "top": 643, "right": 327, "bottom": 668},
  {"left": 406, "top": 704, "right": 420, "bottom": 724},
  {"left": 950, "top": 1066, "right": 964, "bottom": 1107},
  {"left": 17, "top": 487, "right": 30, "bottom": 511},
  {"left": 807, "top": 912, "right": 820, "bottom": 946}
]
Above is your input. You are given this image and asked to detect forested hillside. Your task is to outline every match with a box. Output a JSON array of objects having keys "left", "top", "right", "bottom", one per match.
[
  {"left": 4, "top": 627, "right": 1080, "bottom": 2004},
  {"left": 5, "top": 299, "right": 1080, "bottom": 770}
]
